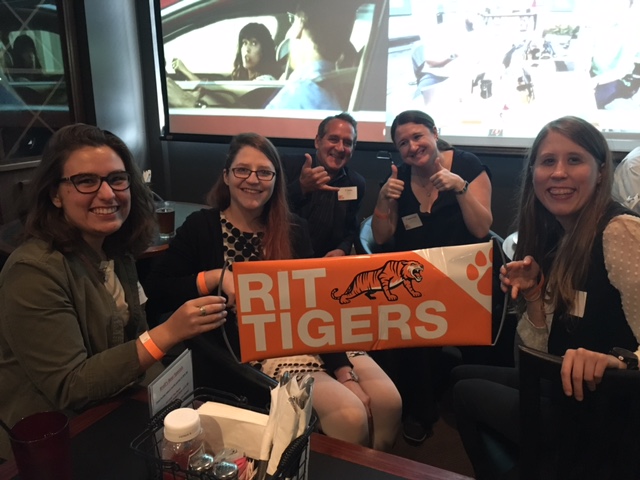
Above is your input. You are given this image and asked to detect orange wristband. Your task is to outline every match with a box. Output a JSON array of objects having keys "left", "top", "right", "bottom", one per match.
[
  {"left": 196, "top": 271, "right": 209, "bottom": 296},
  {"left": 373, "top": 208, "right": 390, "bottom": 220},
  {"left": 139, "top": 331, "right": 164, "bottom": 361}
]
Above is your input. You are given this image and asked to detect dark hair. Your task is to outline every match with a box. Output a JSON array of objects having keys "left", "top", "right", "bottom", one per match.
[
  {"left": 295, "top": 0, "right": 355, "bottom": 63},
  {"left": 231, "top": 23, "right": 280, "bottom": 80},
  {"left": 514, "top": 116, "right": 613, "bottom": 317},
  {"left": 10, "top": 34, "right": 41, "bottom": 70},
  {"left": 390, "top": 110, "right": 452, "bottom": 151},
  {"left": 316, "top": 112, "right": 358, "bottom": 143},
  {"left": 23, "top": 124, "right": 155, "bottom": 258},
  {"left": 206, "top": 133, "right": 294, "bottom": 260}
]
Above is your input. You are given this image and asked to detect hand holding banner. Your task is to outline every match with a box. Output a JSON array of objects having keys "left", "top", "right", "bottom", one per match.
[{"left": 233, "top": 241, "right": 494, "bottom": 362}]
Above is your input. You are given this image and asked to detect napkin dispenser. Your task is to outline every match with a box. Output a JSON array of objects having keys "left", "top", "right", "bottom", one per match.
[{"left": 196, "top": 401, "right": 269, "bottom": 459}]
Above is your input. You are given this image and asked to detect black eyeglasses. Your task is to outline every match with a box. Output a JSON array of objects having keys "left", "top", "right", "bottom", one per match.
[
  {"left": 230, "top": 167, "right": 276, "bottom": 181},
  {"left": 59, "top": 172, "right": 131, "bottom": 194}
]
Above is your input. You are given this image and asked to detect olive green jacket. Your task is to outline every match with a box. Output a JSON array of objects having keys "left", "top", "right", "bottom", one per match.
[{"left": 0, "top": 239, "right": 147, "bottom": 459}]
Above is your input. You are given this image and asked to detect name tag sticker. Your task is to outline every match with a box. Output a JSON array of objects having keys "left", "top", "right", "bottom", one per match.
[
  {"left": 570, "top": 291, "right": 587, "bottom": 318},
  {"left": 338, "top": 187, "right": 357, "bottom": 201},
  {"left": 402, "top": 213, "right": 423, "bottom": 230}
]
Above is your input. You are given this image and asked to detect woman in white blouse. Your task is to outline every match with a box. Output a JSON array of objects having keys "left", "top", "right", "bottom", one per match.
[{"left": 452, "top": 116, "right": 640, "bottom": 480}]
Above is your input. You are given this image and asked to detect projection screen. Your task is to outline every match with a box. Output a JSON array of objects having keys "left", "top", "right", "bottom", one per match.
[{"left": 154, "top": 0, "right": 640, "bottom": 152}]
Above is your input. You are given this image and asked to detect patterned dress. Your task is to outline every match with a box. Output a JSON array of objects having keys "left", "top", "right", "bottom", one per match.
[{"left": 220, "top": 212, "right": 326, "bottom": 379}]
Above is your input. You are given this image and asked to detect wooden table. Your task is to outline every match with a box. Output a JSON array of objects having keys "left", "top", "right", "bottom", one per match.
[
  {"left": 310, "top": 434, "right": 473, "bottom": 480},
  {"left": 0, "top": 389, "right": 472, "bottom": 480},
  {"left": 0, "top": 388, "right": 149, "bottom": 480}
]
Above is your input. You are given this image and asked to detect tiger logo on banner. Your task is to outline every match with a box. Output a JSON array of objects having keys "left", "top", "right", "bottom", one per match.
[
  {"left": 233, "top": 241, "right": 493, "bottom": 362},
  {"left": 330, "top": 260, "right": 425, "bottom": 304}
]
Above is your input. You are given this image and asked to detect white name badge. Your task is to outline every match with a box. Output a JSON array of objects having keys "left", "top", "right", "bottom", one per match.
[
  {"left": 338, "top": 186, "right": 358, "bottom": 201},
  {"left": 401, "top": 213, "right": 423, "bottom": 230},
  {"left": 570, "top": 290, "right": 587, "bottom": 318}
]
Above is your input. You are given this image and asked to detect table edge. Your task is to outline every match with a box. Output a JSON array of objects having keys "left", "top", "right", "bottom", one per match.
[{"left": 310, "top": 433, "right": 474, "bottom": 480}]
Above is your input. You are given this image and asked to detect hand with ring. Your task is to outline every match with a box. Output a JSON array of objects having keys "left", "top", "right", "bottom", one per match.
[{"left": 164, "top": 295, "right": 228, "bottom": 342}]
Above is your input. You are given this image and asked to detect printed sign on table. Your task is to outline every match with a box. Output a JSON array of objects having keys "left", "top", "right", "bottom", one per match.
[{"left": 233, "top": 241, "right": 493, "bottom": 362}]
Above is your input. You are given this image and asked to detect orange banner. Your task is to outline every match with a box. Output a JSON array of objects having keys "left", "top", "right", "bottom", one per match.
[{"left": 233, "top": 241, "right": 493, "bottom": 362}]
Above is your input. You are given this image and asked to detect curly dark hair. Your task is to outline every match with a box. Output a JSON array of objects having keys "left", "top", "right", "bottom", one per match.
[
  {"left": 231, "top": 23, "right": 280, "bottom": 80},
  {"left": 23, "top": 123, "right": 155, "bottom": 258}
]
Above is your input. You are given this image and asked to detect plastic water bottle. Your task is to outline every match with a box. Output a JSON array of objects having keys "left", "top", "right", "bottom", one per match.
[{"left": 161, "top": 408, "right": 214, "bottom": 473}]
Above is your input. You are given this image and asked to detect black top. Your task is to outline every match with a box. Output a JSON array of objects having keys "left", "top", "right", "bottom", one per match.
[
  {"left": 392, "top": 148, "right": 489, "bottom": 250},
  {"left": 282, "top": 154, "right": 365, "bottom": 256},
  {"left": 548, "top": 202, "right": 640, "bottom": 355}
]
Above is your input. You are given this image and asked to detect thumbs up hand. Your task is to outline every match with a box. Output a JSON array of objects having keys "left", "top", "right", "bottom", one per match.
[
  {"left": 379, "top": 163, "right": 404, "bottom": 201},
  {"left": 299, "top": 153, "right": 339, "bottom": 194},
  {"left": 430, "top": 157, "right": 465, "bottom": 193}
]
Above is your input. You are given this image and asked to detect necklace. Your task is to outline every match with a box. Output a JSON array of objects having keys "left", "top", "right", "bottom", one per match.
[{"left": 412, "top": 176, "right": 435, "bottom": 196}]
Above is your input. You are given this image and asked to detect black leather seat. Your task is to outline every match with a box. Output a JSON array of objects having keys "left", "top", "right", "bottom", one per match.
[{"left": 519, "top": 345, "right": 640, "bottom": 480}]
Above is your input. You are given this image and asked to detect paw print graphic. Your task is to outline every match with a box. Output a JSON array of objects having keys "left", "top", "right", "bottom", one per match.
[{"left": 466, "top": 248, "right": 493, "bottom": 297}]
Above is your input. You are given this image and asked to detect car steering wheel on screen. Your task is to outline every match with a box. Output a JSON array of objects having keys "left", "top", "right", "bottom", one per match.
[
  {"left": 199, "top": 86, "right": 281, "bottom": 109},
  {"left": 236, "top": 87, "right": 280, "bottom": 109},
  {"left": 197, "top": 87, "right": 239, "bottom": 108}
]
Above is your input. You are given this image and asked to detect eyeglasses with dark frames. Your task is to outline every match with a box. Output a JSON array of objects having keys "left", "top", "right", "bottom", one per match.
[
  {"left": 230, "top": 167, "right": 276, "bottom": 181},
  {"left": 58, "top": 172, "right": 131, "bottom": 194}
]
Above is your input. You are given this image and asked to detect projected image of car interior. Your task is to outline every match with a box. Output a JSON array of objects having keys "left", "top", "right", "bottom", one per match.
[{"left": 155, "top": 0, "right": 640, "bottom": 151}]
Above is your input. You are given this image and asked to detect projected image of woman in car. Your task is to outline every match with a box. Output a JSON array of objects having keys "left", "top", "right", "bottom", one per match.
[
  {"left": 231, "top": 22, "right": 280, "bottom": 81},
  {"left": 171, "top": 22, "right": 280, "bottom": 83}
]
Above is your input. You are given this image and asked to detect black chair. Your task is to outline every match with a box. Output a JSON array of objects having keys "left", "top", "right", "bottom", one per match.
[
  {"left": 185, "top": 328, "right": 277, "bottom": 407},
  {"left": 519, "top": 345, "right": 640, "bottom": 480}
]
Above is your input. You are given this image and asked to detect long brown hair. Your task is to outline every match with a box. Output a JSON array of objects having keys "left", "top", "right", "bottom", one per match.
[
  {"left": 23, "top": 123, "right": 155, "bottom": 258},
  {"left": 206, "top": 133, "right": 294, "bottom": 260},
  {"left": 514, "top": 116, "right": 613, "bottom": 317}
]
